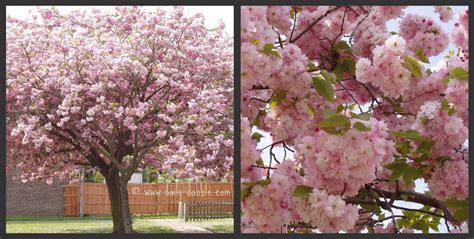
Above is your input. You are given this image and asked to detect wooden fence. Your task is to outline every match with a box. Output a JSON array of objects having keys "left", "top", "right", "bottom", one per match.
[
  {"left": 183, "top": 201, "right": 233, "bottom": 221},
  {"left": 64, "top": 182, "right": 233, "bottom": 216}
]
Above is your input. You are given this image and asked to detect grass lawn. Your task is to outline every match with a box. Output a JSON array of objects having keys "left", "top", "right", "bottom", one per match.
[
  {"left": 6, "top": 214, "right": 177, "bottom": 221},
  {"left": 188, "top": 218, "right": 234, "bottom": 233},
  {"left": 6, "top": 215, "right": 177, "bottom": 233}
]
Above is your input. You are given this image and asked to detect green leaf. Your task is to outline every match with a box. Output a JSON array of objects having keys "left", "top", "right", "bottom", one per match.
[
  {"left": 388, "top": 168, "right": 404, "bottom": 183},
  {"left": 255, "top": 158, "right": 264, "bottom": 167},
  {"left": 241, "top": 187, "right": 251, "bottom": 201},
  {"left": 308, "top": 62, "right": 317, "bottom": 71},
  {"left": 415, "top": 48, "right": 430, "bottom": 63},
  {"left": 448, "top": 107, "right": 457, "bottom": 116},
  {"left": 429, "top": 222, "right": 439, "bottom": 232},
  {"left": 333, "top": 63, "right": 344, "bottom": 81},
  {"left": 449, "top": 67, "right": 468, "bottom": 81},
  {"left": 251, "top": 132, "right": 264, "bottom": 142},
  {"left": 435, "top": 156, "right": 451, "bottom": 165},
  {"left": 400, "top": 194, "right": 409, "bottom": 201},
  {"left": 403, "top": 210, "right": 416, "bottom": 218},
  {"left": 396, "top": 141, "right": 411, "bottom": 155},
  {"left": 250, "top": 38, "right": 260, "bottom": 45},
  {"left": 307, "top": 104, "right": 315, "bottom": 115},
  {"left": 453, "top": 207, "right": 468, "bottom": 222},
  {"left": 397, "top": 218, "right": 409, "bottom": 227},
  {"left": 321, "top": 70, "right": 337, "bottom": 84},
  {"left": 292, "top": 185, "right": 313, "bottom": 197},
  {"left": 411, "top": 220, "right": 429, "bottom": 231},
  {"left": 259, "top": 179, "right": 271, "bottom": 186},
  {"left": 262, "top": 43, "right": 281, "bottom": 58},
  {"left": 322, "top": 108, "right": 337, "bottom": 118},
  {"left": 384, "top": 159, "right": 408, "bottom": 170},
  {"left": 299, "top": 167, "right": 305, "bottom": 176},
  {"left": 241, "top": 179, "right": 271, "bottom": 201},
  {"left": 336, "top": 105, "right": 345, "bottom": 113},
  {"left": 392, "top": 130, "right": 422, "bottom": 141},
  {"left": 440, "top": 98, "right": 450, "bottom": 110},
  {"left": 390, "top": 31, "right": 398, "bottom": 35},
  {"left": 320, "top": 126, "right": 340, "bottom": 135},
  {"left": 385, "top": 160, "right": 409, "bottom": 183},
  {"left": 426, "top": 68, "right": 433, "bottom": 75},
  {"left": 353, "top": 122, "right": 371, "bottom": 132},
  {"left": 312, "top": 75, "right": 335, "bottom": 102},
  {"left": 441, "top": 76, "right": 451, "bottom": 85},
  {"left": 417, "top": 139, "right": 435, "bottom": 155},
  {"left": 269, "top": 100, "right": 278, "bottom": 108},
  {"left": 445, "top": 198, "right": 469, "bottom": 208},
  {"left": 403, "top": 167, "right": 424, "bottom": 186},
  {"left": 342, "top": 59, "right": 356, "bottom": 76},
  {"left": 361, "top": 204, "right": 380, "bottom": 212},
  {"left": 263, "top": 43, "right": 275, "bottom": 53},
  {"left": 335, "top": 41, "right": 350, "bottom": 50},
  {"left": 290, "top": 8, "right": 295, "bottom": 19},
  {"left": 378, "top": 213, "right": 385, "bottom": 221},
  {"left": 350, "top": 112, "right": 370, "bottom": 121},
  {"left": 269, "top": 88, "right": 287, "bottom": 108},
  {"left": 319, "top": 114, "right": 350, "bottom": 129},
  {"left": 401, "top": 55, "right": 423, "bottom": 78}
]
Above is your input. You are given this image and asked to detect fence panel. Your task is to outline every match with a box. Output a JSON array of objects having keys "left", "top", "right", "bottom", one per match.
[
  {"left": 64, "top": 182, "right": 233, "bottom": 216},
  {"left": 63, "top": 185, "right": 79, "bottom": 216},
  {"left": 184, "top": 201, "right": 233, "bottom": 221}
]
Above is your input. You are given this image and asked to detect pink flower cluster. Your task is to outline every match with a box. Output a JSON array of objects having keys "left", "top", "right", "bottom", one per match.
[
  {"left": 451, "top": 9, "right": 469, "bottom": 51},
  {"left": 355, "top": 35, "right": 412, "bottom": 98},
  {"left": 262, "top": 92, "right": 332, "bottom": 143},
  {"left": 304, "top": 189, "right": 359, "bottom": 233},
  {"left": 266, "top": 6, "right": 292, "bottom": 33},
  {"left": 7, "top": 6, "right": 234, "bottom": 183},
  {"left": 428, "top": 150, "right": 468, "bottom": 201},
  {"left": 412, "top": 101, "right": 467, "bottom": 157},
  {"left": 296, "top": 118, "right": 395, "bottom": 196},
  {"left": 272, "top": 44, "right": 313, "bottom": 100},
  {"left": 434, "top": 6, "right": 454, "bottom": 22},
  {"left": 241, "top": 6, "right": 277, "bottom": 48},
  {"left": 243, "top": 160, "right": 360, "bottom": 233},
  {"left": 352, "top": 6, "right": 406, "bottom": 57},
  {"left": 399, "top": 13, "right": 449, "bottom": 57},
  {"left": 241, "top": 117, "right": 264, "bottom": 181},
  {"left": 241, "top": 160, "right": 304, "bottom": 233}
]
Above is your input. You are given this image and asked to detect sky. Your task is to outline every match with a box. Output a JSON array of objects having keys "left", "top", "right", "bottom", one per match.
[
  {"left": 254, "top": 5, "right": 468, "bottom": 233},
  {"left": 6, "top": 6, "right": 234, "bottom": 36}
]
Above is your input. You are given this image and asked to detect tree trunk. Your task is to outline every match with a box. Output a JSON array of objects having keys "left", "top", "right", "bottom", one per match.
[
  {"left": 119, "top": 176, "right": 134, "bottom": 233},
  {"left": 104, "top": 168, "right": 135, "bottom": 233}
]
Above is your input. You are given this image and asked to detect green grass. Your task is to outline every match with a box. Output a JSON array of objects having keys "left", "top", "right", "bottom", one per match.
[
  {"left": 188, "top": 218, "right": 234, "bottom": 233},
  {"left": 7, "top": 214, "right": 177, "bottom": 221},
  {"left": 6, "top": 218, "right": 176, "bottom": 233}
]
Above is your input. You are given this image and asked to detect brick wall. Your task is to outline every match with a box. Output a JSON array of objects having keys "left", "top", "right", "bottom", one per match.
[{"left": 6, "top": 172, "right": 68, "bottom": 217}]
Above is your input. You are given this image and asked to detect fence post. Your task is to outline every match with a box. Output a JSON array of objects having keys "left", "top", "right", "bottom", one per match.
[
  {"left": 79, "top": 167, "right": 84, "bottom": 218},
  {"left": 178, "top": 201, "right": 182, "bottom": 219},
  {"left": 184, "top": 203, "right": 188, "bottom": 221}
]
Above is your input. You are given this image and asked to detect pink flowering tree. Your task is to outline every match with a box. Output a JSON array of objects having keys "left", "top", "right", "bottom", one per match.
[
  {"left": 7, "top": 6, "right": 233, "bottom": 233},
  {"left": 241, "top": 6, "right": 468, "bottom": 233}
]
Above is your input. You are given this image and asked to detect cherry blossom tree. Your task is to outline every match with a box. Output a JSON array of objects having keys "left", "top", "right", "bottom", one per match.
[
  {"left": 7, "top": 6, "right": 233, "bottom": 233},
  {"left": 241, "top": 6, "right": 468, "bottom": 233}
]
